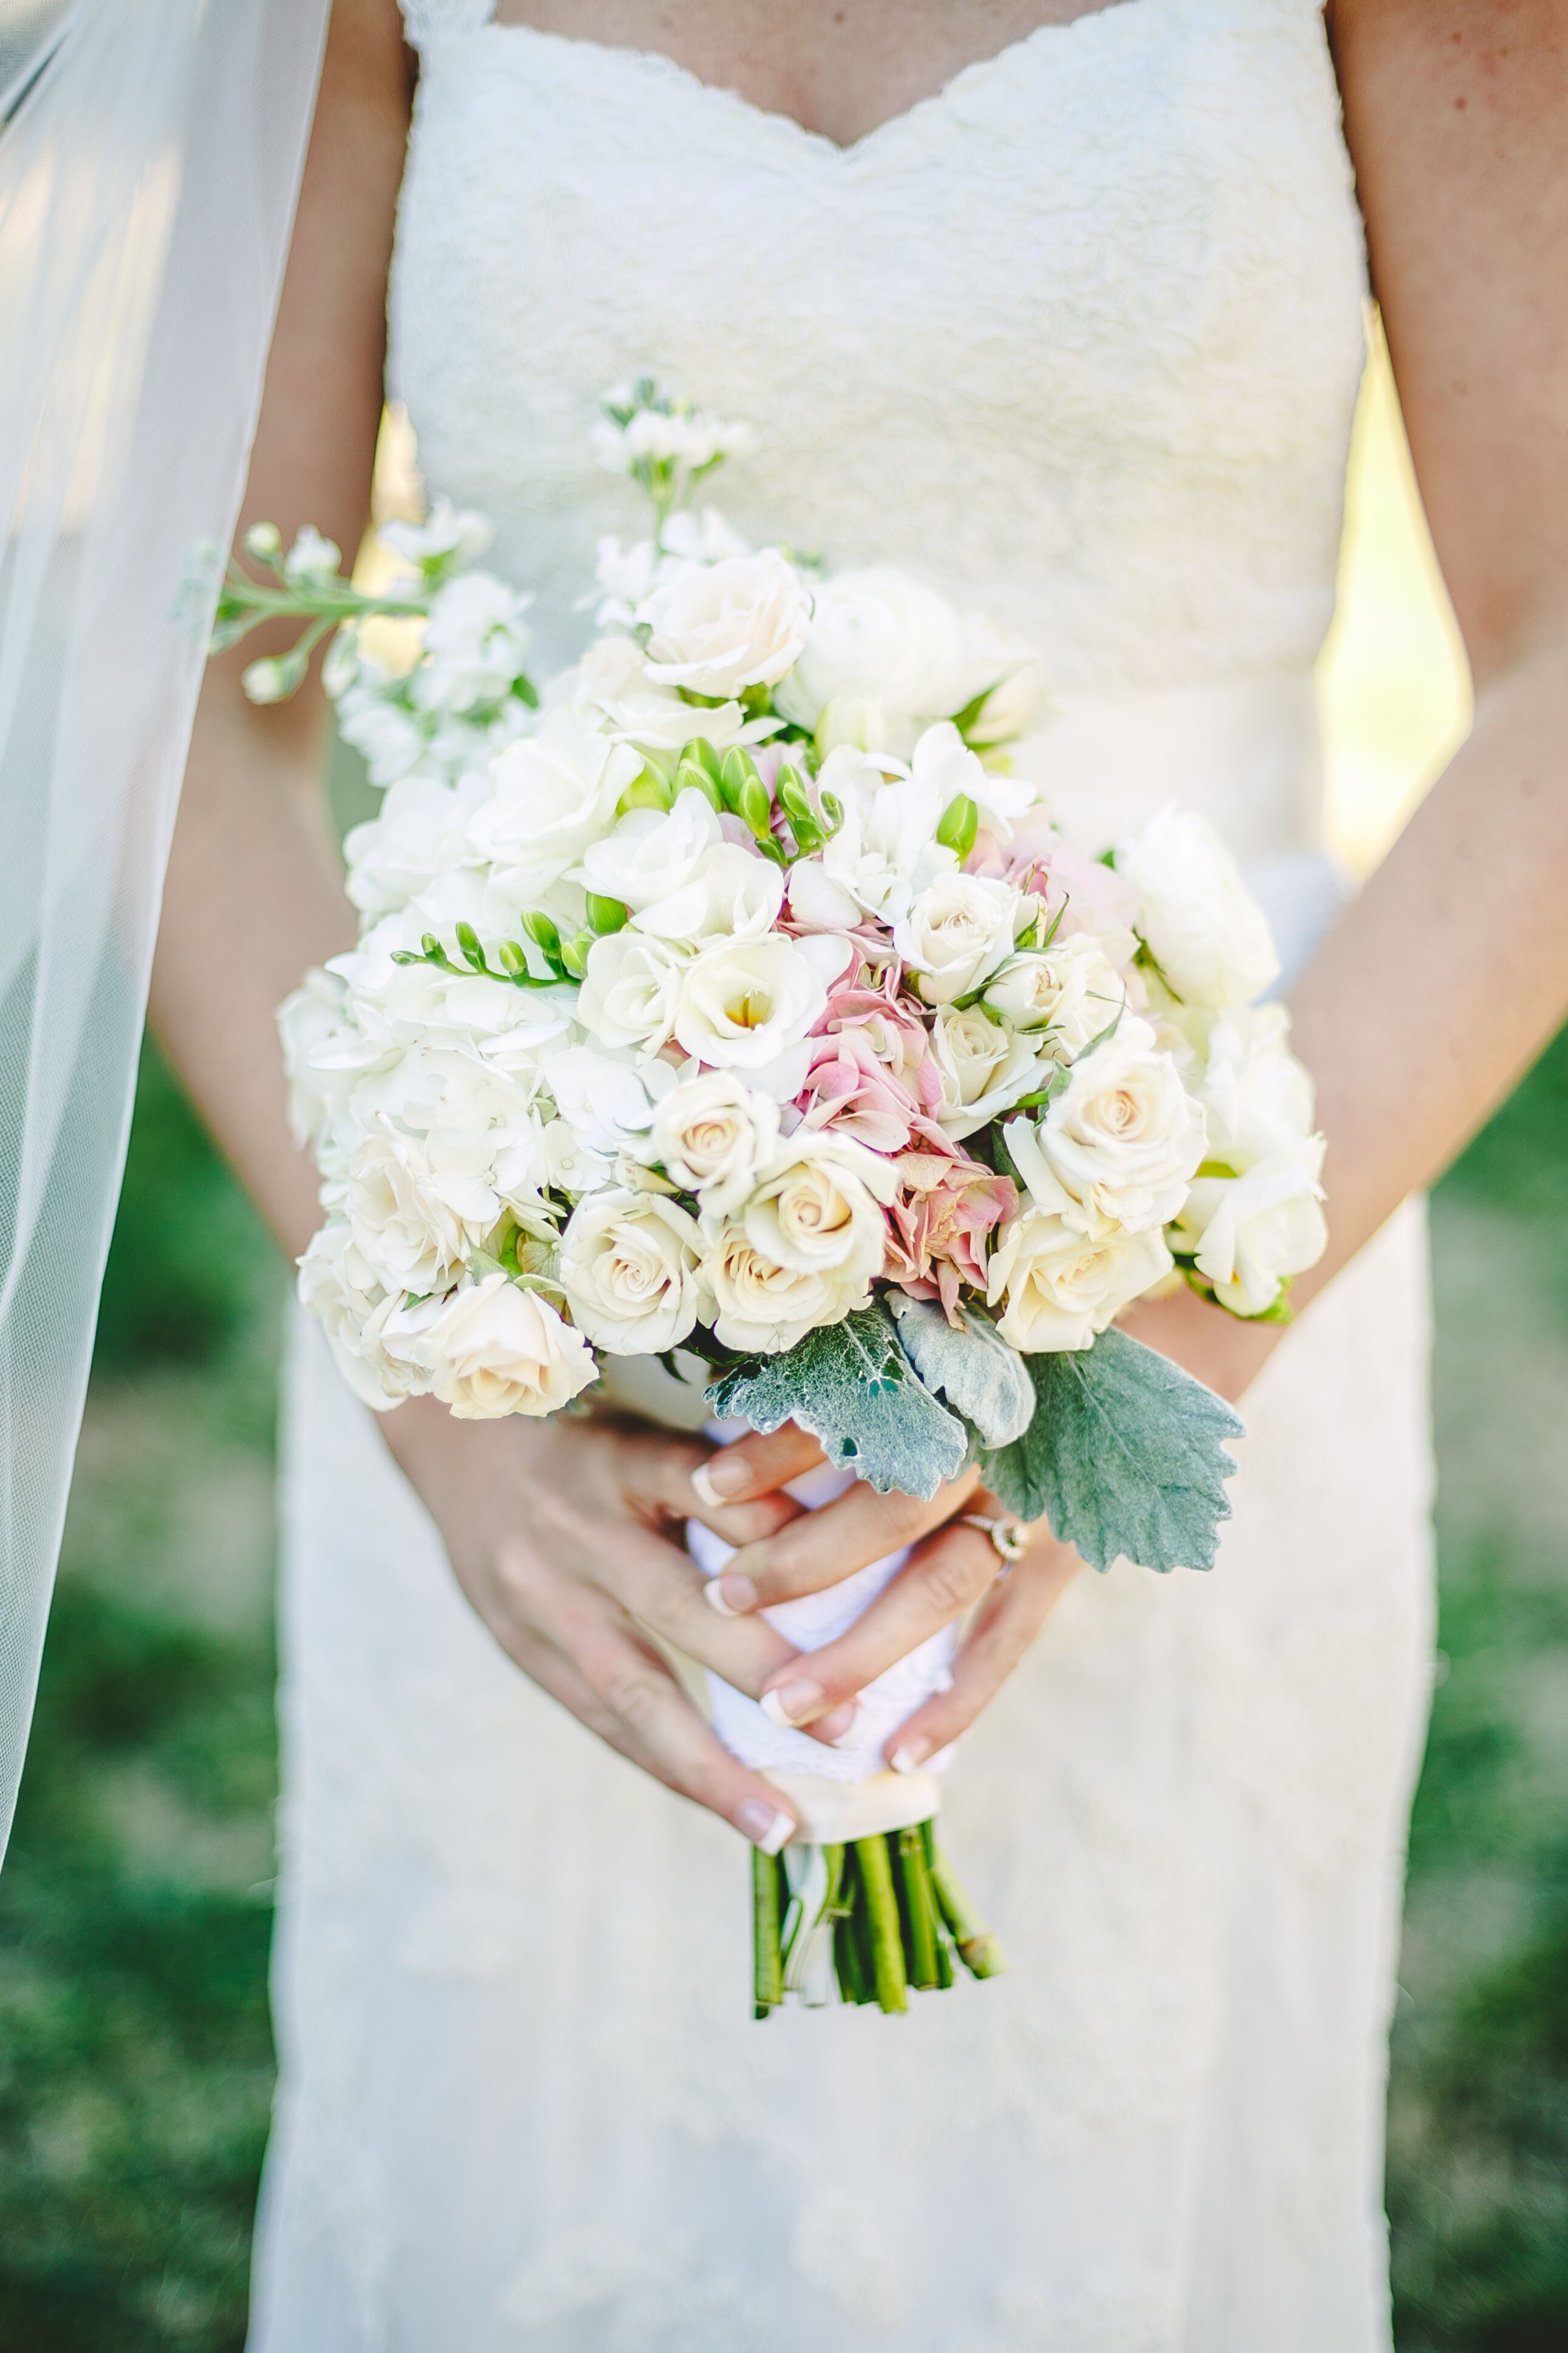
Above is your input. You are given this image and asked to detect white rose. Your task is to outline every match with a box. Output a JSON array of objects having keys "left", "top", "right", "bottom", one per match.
[
  {"left": 543, "top": 1044, "right": 676, "bottom": 1156},
  {"left": 411, "top": 572, "right": 532, "bottom": 716},
  {"left": 702, "top": 1225, "right": 870, "bottom": 1356},
  {"left": 1117, "top": 806, "right": 1280, "bottom": 1009},
  {"left": 982, "top": 934, "right": 1131, "bottom": 1056},
  {"left": 468, "top": 713, "right": 643, "bottom": 898},
  {"left": 895, "top": 871, "right": 1025, "bottom": 1006},
  {"left": 738, "top": 1133, "right": 895, "bottom": 1283},
  {"left": 577, "top": 788, "right": 721, "bottom": 912},
  {"left": 638, "top": 549, "right": 810, "bottom": 698},
  {"left": 930, "top": 1004, "right": 1042, "bottom": 1140},
  {"left": 343, "top": 774, "right": 489, "bottom": 918},
  {"left": 1198, "top": 1003, "right": 1317, "bottom": 1169},
  {"left": 417, "top": 1273, "right": 598, "bottom": 1418},
  {"left": 673, "top": 935, "right": 826, "bottom": 1069},
  {"left": 576, "top": 930, "right": 686, "bottom": 1057},
  {"left": 559, "top": 1187, "right": 704, "bottom": 1355},
  {"left": 772, "top": 568, "right": 968, "bottom": 751},
  {"left": 648, "top": 1071, "right": 780, "bottom": 1213},
  {"left": 346, "top": 1119, "right": 497, "bottom": 1294},
  {"left": 1006, "top": 1017, "right": 1206, "bottom": 1235},
  {"left": 1173, "top": 1140, "right": 1328, "bottom": 1316},
  {"left": 986, "top": 1209, "right": 1174, "bottom": 1353},
  {"left": 634, "top": 841, "right": 785, "bottom": 943}
]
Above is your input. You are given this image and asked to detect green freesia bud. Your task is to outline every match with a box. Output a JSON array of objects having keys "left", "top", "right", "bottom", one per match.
[
  {"left": 687, "top": 738, "right": 725, "bottom": 786},
  {"left": 936, "top": 794, "right": 979, "bottom": 861},
  {"left": 738, "top": 774, "right": 773, "bottom": 840},
  {"left": 719, "top": 745, "right": 762, "bottom": 800},
  {"left": 617, "top": 763, "right": 674, "bottom": 814},
  {"left": 498, "top": 939, "right": 530, "bottom": 976},
  {"left": 560, "top": 932, "right": 593, "bottom": 980},
  {"left": 674, "top": 756, "right": 724, "bottom": 812},
  {"left": 520, "top": 910, "right": 562, "bottom": 961},
  {"left": 586, "top": 892, "right": 630, "bottom": 935}
]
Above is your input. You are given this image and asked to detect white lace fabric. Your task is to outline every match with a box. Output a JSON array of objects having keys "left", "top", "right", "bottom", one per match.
[{"left": 250, "top": 6, "right": 1434, "bottom": 2349}]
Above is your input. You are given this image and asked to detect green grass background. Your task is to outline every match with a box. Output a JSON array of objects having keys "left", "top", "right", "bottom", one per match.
[{"left": 0, "top": 1029, "right": 1564, "bottom": 2350}]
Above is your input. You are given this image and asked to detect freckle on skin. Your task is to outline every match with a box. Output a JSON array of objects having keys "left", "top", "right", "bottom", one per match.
[{"left": 1455, "top": 95, "right": 1468, "bottom": 111}]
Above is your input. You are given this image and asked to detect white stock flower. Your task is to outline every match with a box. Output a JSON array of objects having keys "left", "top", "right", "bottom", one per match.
[
  {"left": 382, "top": 500, "right": 494, "bottom": 574},
  {"left": 1173, "top": 1139, "right": 1328, "bottom": 1316},
  {"left": 296, "top": 1223, "right": 419, "bottom": 1410},
  {"left": 282, "top": 524, "right": 341, "bottom": 586},
  {"left": 895, "top": 872, "right": 1024, "bottom": 1005},
  {"left": 469, "top": 713, "right": 643, "bottom": 898},
  {"left": 592, "top": 405, "right": 751, "bottom": 475},
  {"left": 930, "top": 1004, "right": 1042, "bottom": 1140},
  {"left": 1198, "top": 1003, "right": 1317, "bottom": 1170},
  {"left": 986, "top": 1209, "right": 1174, "bottom": 1353},
  {"left": 343, "top": 774, "right": 489, "bottom": 918},
  {"left": 543, "top": 1045, "right": 676, "bottom": 1156},
  {"left": 411, "top": 573, "right": 532, "bottom": 715},
  {"left": 559, "top": 1187, "right": 704, "bottom": 1355},
  {"left": 647, "top": 1071, "right": 780, "bottom": 1214},
  {"left": 982, "top": 934, "right": 1131, "bottom": 1056},
  {"left": 577, "top": 788, "right": 722, "bottom": 912},
  {"left": 335, "top": 682, "right": 430, "bottom": 790},
  {"left": 1006, "top": 1017, "right": 1206, "bottom": 1235},
  {"left": 278, "top": 967, "right": 354, "bottom": 1150},
  {"left": 673, "top": 935, "right": 826, "bottom": 1069},
  {"left": 638, "top": 549, "right": 810, "bottom": 697},
  {"left": 634, "top": 841, "right": 785, "bottom": 943},
  {"left": 1117, "top": 806, "right": 1280, "bottom": 1009},
  {"left": 576, "top": 930, "right": 686, "bottom": 1057},
  {"left": 346, "top": 1119, "right": 498, "bottom": 1294},
  {"left": 418, "top": 1273, "right": 598, "bottom": 1418}
]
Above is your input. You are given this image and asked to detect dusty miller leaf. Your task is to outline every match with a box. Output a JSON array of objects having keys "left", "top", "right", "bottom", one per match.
[
  {"left": 886, "top": 1295, "right": 1035, "bottom": 1448},
  {"left": 705, "top": 1302, "right": 968, "bottom": 1499},
  {"left": 981, "top": 1326, "right": 1244, "bottom": 1573}
]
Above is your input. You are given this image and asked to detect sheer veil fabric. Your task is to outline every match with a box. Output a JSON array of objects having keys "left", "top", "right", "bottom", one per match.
[{"left": 0, "top": 0, "right": 329, "bottom": 1855}]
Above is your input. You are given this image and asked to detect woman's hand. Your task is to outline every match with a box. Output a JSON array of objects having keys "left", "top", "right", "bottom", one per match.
[{"left": 380, "top": 1397, "right": 818, "bottom": 1850}]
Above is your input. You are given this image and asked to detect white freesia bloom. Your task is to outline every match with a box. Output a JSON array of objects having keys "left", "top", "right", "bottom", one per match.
[
  {"left": 469, "top": 713, "right": 643, "bottom": 898},
  {"left": 571, "top": 635, "right": 779, "bottom": 752},
  {"left": 639, "top": 549, "right": 810, "bottom": 697},
  {"left": 346, "top": 1119, "right": 498, "bottom": 1294},
  {"left": 343, "top": 774, "right": 489, "bottom": 918},
  {"left": 576, "top": 930, "right": 686, "bottom": 1057},
  {"left": 895, "top": 872, "right": 1025, "bottom": 1005},
  {"left": 634, "top": 841, "right": 785, "bottom": 943},
  {"left": 1198, "top": 1003, "right": 1317, "bottom": 1170},
  {"left": 648, "top": 1071, "right": 780, "bottom": 1214},
  {"left": 543, "top": 1045, "right": 676, "bottom": 1156},
  {"left": 417, "top": 1274, "right": 598, "bottom": 1418},
  {"left": 808, "top": 743, "right": 952, "bottom": 927},
  {"left": 1007, "top": 1018, "right": 1206, "bottom": 1235},
  {"left": 987, "top": 1208, "right": 1174, "bottom": 1353},
  {"left": 908, "top": 720, "right": 1036, "bottom": 843},
  {"left": 1117, "top": 806, "right": 1280, "bottom": 1008},
  {"left": 930, "top": 1005, "right": 1042, "bottom": 1140},
  {"left": 1174, "top": 1139, "right": 1328, "bottom": 1316},
  {"left": 559, "top": 1187, "right": 704, "bottom": 1355},
  {"left": 411, "top": 573, "right": 532, "bottom": 715},
  {"left": 674, "top": 935, "right": 826, "bottom": 1068},
  {"left": 577, "top": 788, "right": 722, "bottom": 912},
  {"left": 982, "top": 934, "right": 1131, "bottom": 1056}
]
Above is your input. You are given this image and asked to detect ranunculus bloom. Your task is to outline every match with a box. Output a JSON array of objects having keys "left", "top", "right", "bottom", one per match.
[
  {"left": 1116, "top": 805, "right": 1279, "bottom": 1008},
  {"left": 885, "top": 1147, "right": 1016, "bottom": 1321},
  {"left": 639, "top": 548, "right": 810, "bottom": 697},
  {"left": 796, "top": 1029, "right": 924, "bottom": 1153}
]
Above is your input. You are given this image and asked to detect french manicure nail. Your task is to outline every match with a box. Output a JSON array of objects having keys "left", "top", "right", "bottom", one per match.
[
  {"left": 761, "top": 1678, "right": 825, "bottom": 1730},
  {"left": 738, "top": 1801, "right": 795, "bottom": 1854},
  {"left": 891, "top": 1738, "right": 931, "bottom": 1774},
  {"left": 692, "top": 1455, "right": 750, "bottom": 1508},
  {"left": 703, "top": 1573, "right": 757, "bottom": 1618},
  {"left": 822, "top": 1703, "right": 861, "bottom": 1748}
]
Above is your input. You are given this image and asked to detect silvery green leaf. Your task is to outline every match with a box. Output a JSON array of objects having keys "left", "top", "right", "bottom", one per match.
[
  {"left": 886, "top": 1294, "right": 1035, "bottom": 1448},
  {"left": 705, "top": 1303, "right": 968, "bottom": 1499},
  {"left": 981, "top": 1327, "right": 1244, "bottom": 1573}
]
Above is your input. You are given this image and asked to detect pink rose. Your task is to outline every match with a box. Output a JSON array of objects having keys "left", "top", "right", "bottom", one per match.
[
  {"left": 797, "top": 1028, "right": 922, "bottom": 1153},
  {"left": 816, "top": 977, "right": 943, "bottom": 1115},
  {"left": 885, "top": 1145, "right": 1017, "bottom": 1321}
]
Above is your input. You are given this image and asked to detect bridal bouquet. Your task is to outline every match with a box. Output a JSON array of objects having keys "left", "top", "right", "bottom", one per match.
[{"left": 208, "top": 382, "right": 1326, "bottom": 2014}]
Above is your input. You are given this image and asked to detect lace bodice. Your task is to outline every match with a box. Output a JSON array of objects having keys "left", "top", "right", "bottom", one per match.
[{"left": 391, "top": 0, "right": 1365, "bottom": 709}]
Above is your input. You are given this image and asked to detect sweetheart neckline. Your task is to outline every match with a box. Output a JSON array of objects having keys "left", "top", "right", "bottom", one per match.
[{"left": 478, "top": 0, "right": 1167, "bottom": 162}]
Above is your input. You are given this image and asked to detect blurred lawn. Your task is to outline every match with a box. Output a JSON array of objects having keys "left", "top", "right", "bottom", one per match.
[{"left": 1, "top": 344, "right": 1566, "bottom": 2348}]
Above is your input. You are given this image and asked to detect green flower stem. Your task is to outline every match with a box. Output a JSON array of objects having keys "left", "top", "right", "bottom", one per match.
[
  {"left": 752, "top": 1846, "right": 784, "bottom": 2018},
  {"left": 926, "top": 1836, "right": 1005, "bottom": 1982},
  {"left": 897, "top": 1824, "right": 942, "bottom": 1991},
  {"left": 854, "top": 1834, "right": 909, "bottom": 2015}
]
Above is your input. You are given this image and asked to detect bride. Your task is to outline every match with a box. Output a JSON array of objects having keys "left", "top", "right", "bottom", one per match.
[{"left": 132, "top": 2, "right": 1566, "bottom": 2346}]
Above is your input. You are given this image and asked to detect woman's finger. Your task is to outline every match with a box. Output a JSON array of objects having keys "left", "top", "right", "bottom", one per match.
[
  {"left": 710, "top": 1462, "right": 984, "bottom": 1616},
  {"left": 687, "top": 1421, "right": 827, "bottom": 1509},
  {"left": 578, "top": 1513, "right": 799, "bottom": 1697},
  {"left": 878, "top": 1533, "right": 1083, "bottom": 1770},
  {"left": 620, "top": 1428, "right": 806, "bottom": 1550},
  {"left": 759, "top": 1519, "right": 1002, "bottom": 1734}
]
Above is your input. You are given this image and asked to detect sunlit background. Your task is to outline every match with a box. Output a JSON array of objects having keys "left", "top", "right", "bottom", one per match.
[{"left": 0, "top": 332, "right": 1564, "bottom": 2351}]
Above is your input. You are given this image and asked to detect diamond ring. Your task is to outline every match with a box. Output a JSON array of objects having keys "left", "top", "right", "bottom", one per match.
[{"left": 956, "top": 1512, "right": 1031, "bottom": 1570}]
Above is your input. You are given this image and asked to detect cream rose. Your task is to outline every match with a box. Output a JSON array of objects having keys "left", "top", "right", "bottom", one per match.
[
  {"left": 930, "top": 1004, "right": 1042, "bottom": 1140},
  {"left": 638, "top": 549, "right": 811, "bottom": 696},
  {"left": 702, "top": 1225, "right": 868, "bottom": 1356},
  {"left": 673, "top": 934, "right": 826, "bottom": 1069},
  {"left": 986, "top": 1208, "right": 1174, "bottom": 1353},
  {"left": 559, "top": 1187, "right": 705, "bottom": 1355},
  {"left": 1006, "top": 1018, "right": 1206, "bottom": 1235},
  {"left": 895, "top": 871, "right": 1025, "bottom": 1006},
  {"left": 738, "top": 1133, "right": 895, "bottom": 1288},
  {"left": 648, "top": 1071, "right": 780, "bottom": 1214},
  {"left": 418, "top": 1273, "right": 598, "bottom": 1418},
  {"left": 1116, "top": 806, "right": 1279, "bottom": 1009},
  {"left": 576, "top": 930, "right": 686, "bottom": 1057},
  {"left": 982, "top": 935, "right": 1131, "bottom": 1055},
  {"left": 1173, "top": 1140, "right": 1328, "bottom": 1316}
]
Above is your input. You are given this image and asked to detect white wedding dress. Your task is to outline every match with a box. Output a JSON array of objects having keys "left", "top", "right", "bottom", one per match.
[{"left": 249, "top": 4, "right": 1436, "bottom": 2346}]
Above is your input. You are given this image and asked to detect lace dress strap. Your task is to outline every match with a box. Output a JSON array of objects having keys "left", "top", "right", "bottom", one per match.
[{"left": 397, "top": 0, "right": 495, "bottom": 46}]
